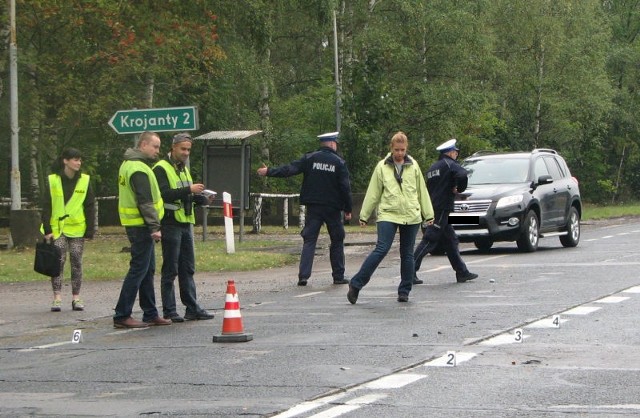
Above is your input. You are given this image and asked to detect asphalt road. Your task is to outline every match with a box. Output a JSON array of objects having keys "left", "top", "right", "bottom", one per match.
[{"left": 0, "top": 219, "right": 639, "bottom": 417}]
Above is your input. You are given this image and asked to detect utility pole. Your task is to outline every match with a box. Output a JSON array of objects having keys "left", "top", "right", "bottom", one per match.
[
  {"left": 8, "top": 0, "right": 39, "bottom": 249},
  {"left": 332, "top": 10, "right": 341, "bottom": 132},
  {"left": 9, "top": 0, "right": 20, "bottom": 212}
]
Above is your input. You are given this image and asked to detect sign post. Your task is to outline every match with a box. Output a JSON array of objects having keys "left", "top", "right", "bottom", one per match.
[{"left": 108, "top": 106, "right": 198, "bottom": 134}]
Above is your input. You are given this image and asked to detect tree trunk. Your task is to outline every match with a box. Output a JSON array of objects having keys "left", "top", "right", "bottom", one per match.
[
  {"left": 613, "top": 144, "right": 626, "bottom": 204},
  {"left": 258, "top": 26, "right": 273, "bottom": 161},
  {"left": 533, "top": 43, "right": 544, "bottom": 149}
]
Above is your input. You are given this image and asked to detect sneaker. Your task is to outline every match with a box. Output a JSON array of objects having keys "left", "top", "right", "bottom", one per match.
[
  {"left": 413, "top": 277, "right": 424, "bottom": 285},
  {"left": 51, "top": 300, "right": 62, "bottom": 312},
  {"left": 456, "top": 271, "right": 479, "bottom": 283},
  {"left": 397, "top": 294, "right": 409, "bottom": 302},
  {"left": 297, "top": 279, "right": 308, "bottom": 286},
  {"left": 333, "top": 278, "right": 349, "bottom": 285},
  {"left": 347, "top": 285, "right": 360, "bottom": 305},
  {"left": 71, "top": 299, "right": 84, "bottom": 311}
]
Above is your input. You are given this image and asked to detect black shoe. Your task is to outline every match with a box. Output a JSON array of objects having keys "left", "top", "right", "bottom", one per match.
[
  {"left": 456, "top": 271, "right": 478, "bottom": 283},
  {"left": 413, "top": 277, "right": 424, "bottom": 285},
  {"left": 297, "top": 279, "right": 308, "bottom": 286},
  {"left": 347, "top": 285, "right": 360, "bottom": 304},
  {"left": 397, "top": 294, "right": 409, "bottom": 302},
  {"left": 184, "top": 310, "right": 215, "bottom": 320},
  {"left": 164, "top": 314, "right": 185, "bottom": 323},
  {"left": 333, "top": 278, "right": 349, "bottom": 285}
]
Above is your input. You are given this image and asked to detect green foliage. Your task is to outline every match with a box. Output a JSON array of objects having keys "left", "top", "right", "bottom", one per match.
[{"left": 3, "top": 0, "right": 640, "bottom": 206}]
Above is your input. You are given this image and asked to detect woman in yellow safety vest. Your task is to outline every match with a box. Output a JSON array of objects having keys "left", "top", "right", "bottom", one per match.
[{"left": 40, "top": 148, "right": 95, "bottom": 312}]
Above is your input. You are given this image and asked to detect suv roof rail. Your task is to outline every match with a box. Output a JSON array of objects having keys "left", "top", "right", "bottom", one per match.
[
  {"left": 468, "top": 150, "right": 498, "bottom": 157},
  {"left": 532, "top": 148, "right": 557, "bottom": 155}
]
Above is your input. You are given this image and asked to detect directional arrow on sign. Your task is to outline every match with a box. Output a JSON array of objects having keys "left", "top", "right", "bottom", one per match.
[{"left": 108, "top": 106, "right": 199, "bottom": 134}]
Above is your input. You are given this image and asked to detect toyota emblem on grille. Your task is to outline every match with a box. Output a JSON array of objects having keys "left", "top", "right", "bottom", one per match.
[{"left": 460, "top": 204, "right": 470, "bottom": 211}]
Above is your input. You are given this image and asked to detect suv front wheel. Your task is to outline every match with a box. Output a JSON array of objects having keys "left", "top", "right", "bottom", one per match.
[
  {"left": 559, "top": 207, "right": 580, "bottom": 247},
  {"left": 516, "top": 210, "right": 539, "bottom": 252}
]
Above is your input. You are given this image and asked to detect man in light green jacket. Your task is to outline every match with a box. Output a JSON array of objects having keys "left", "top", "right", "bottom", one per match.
[{"left": 348, "top": 131, "right": 434, "bottom": 304}]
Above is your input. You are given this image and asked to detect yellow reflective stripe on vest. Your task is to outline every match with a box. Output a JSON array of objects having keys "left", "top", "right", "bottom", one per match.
[
  {"left": 46, "top": 173, "right": 89, "bottom": 238},
  {"left": 118, "top": 160, "right": 164, "bottom": 226},
  {"left": 153, "top": 159, "right": 195, "bottom": 224}
]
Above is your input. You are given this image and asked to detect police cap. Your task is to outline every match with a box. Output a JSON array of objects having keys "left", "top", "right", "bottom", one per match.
[
  {"left": 317, "top": 131, "right": 340, "bottom": 143},
  {"left": 436, "top": 138, "right": 459, "bottom": 153}
]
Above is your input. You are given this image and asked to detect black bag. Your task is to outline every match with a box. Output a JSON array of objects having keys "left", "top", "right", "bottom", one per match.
[{"left": 34, "top": 239, "right": 62, "bottom": 277}]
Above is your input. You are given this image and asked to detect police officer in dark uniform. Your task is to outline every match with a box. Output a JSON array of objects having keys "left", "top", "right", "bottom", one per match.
[
  {"left": 413, "top": 138, "right": 478, "bottom": 283},
  {"left": 257, "top": 132, "right": 353, "bottom": 286}
]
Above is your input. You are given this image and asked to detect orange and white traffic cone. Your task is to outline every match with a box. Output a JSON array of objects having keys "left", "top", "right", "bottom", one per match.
[{"left": 212, "top": 280, "right": 253, "bottom": 343}]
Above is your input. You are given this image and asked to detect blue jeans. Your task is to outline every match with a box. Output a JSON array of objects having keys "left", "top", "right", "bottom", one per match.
[
  {"left": 160, "top": 223, "right": 201, "bottom": 317},
  {"left": 299, "top": 205, "right": 346, "bottom": 281},
  {"left": 113, "top": 227, "right": 159, "bottom": 322},
  {"left": 350, "top": 221, "right": 420, "bottom": 296}
]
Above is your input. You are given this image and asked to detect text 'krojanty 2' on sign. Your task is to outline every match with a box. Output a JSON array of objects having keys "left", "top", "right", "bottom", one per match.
[{"left": 108, "top": 106, "right": 199, "bottom": 134}]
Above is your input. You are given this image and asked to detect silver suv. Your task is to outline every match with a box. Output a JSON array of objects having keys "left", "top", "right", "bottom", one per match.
[{"left": 449, "top": 149, "right": 581, "bottom": 252}]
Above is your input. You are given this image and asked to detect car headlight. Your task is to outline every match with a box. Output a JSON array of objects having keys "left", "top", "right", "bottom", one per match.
[{"left": 496, "top": 194, "right": 523, "bottom": 209}]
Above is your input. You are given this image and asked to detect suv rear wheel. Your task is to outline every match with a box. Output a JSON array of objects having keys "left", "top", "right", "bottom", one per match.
[
  {"left": 559, "top": 207, "right": 580, "bottom": 247},
  {"left": 516, "top": 210, "right": 539, "bottom": 252}
]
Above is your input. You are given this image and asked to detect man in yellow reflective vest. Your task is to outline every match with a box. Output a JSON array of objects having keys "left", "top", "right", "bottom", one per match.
[
  {"left": 113, "top": 131, "right": 172, "bottom": 329},
  {"left": 153, "top": 132, "right": 214, "bottom": 322}
]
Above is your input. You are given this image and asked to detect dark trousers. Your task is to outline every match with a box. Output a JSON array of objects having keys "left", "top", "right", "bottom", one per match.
[
  {"left": 114, "top": 227, "right": 159, "bottom": 322},
  {"left": 299, "top": 205, "right": 345, "bottom": 281},
  {"left": 160, "top": 223, "right": 201, "bottom": 317},
  {"left": 414, "top": 210, "right": 469, "bottom": 276}
]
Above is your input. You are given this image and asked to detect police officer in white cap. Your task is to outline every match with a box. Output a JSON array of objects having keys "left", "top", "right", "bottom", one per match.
[
  {"left": 257, "top": 132, "right": 353, "bottom": 286},
  {"left": 413, "top": 138, "right": 478, "bottom": 283}
]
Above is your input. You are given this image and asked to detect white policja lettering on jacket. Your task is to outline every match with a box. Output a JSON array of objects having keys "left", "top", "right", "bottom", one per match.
[{"left": 312, "top": 162, "right": 336, "bottom": 172}]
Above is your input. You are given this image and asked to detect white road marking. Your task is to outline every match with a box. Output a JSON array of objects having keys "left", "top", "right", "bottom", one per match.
[
  {"left": 272, "top": 393, "right": 348, "bottom": 418},
  {"left": 563, "top": 306, "right": 602, "bottom": 315},
  {"left": 364, "top": 374, "right": 426, "bottom": 389},
  {"left": 466, "top": 255, "right": 508, "bottom": 265},
  {"left": 622, "top": 285, "right": 640, "bottom": 293},
  {"left": 424, "top": 352, "right": 477, "bottom": 366},
  {"left": 526, "top": 317, "right": 569, "bottom": 328},
  {"left": 17, "top": 341, "right": 72, "bottom": 352},
  {"left": 602, "top": 235, "right": 614, "bottom": 239},
  {"left": 415, "top": 255, "right": 507, "bottom": 279},
  {"left": 308, "top": 394, "right": 388, "bottom": 418},
  {"left": 308, "top": 405, "right": 360, "bottom": 418},
  {"left": 594, "top": 296, "right": 630, "bottom": 304},
  {"left": 480, "top": 332, "right": 529, "bottom": 346},
  {"left": 553, "top": 404, "right": 640, "bottom": 411},
  {"left": 295, "top": 292, "right": 324, "bottom": 298}
]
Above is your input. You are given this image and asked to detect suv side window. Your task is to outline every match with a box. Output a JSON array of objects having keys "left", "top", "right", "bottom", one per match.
[
  {"left": 534, "top": 157, "right": 550, "bottom": 180},
  {"left": 543, "top": 156, "right": 563, "bottom": 180},
  {"left": 555, "top": 156, "right": 570, "bottom": 178}
]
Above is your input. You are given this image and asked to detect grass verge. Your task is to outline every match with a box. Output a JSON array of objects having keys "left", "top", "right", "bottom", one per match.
[{"left": 0, "top": 228, "right": 298, "bottom": 284}]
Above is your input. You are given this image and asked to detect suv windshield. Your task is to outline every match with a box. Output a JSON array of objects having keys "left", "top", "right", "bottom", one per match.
[{"left": 464, "top": 158, "right": 530, "bottom": 185}]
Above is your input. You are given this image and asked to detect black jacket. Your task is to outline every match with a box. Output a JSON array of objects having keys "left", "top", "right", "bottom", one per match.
[
  {"left": 153, "top": 155, "right": 208, "bottom": 226},
  {"left": 267, "top": 146, "right": 353, "bottom": 212},
  {"left": 425, "top": 154, "right": 468, "bottom": 212}
]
